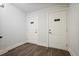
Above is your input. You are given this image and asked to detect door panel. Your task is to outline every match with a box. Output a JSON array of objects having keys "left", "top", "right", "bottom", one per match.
[{"left": 48, "top": 10, "right": 67, "bottom": 50}]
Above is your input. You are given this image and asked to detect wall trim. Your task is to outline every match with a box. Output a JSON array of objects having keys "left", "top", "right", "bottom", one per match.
[
  {"left": 68, "top": 48, "right": 74, "bottom": 56},
  {"left": 27, "top": 40, "right": 48, "bottom": 47},
  {"left": 0, "top": 41, "right": 27, "bottom": 55}
]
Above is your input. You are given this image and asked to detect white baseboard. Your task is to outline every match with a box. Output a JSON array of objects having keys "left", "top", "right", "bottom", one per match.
[
  {"left": 68, "top": 48, "right": 75, "bottom": 56},
  {"left": 27, "top": 40, "right": 48, "bottom": 47},
  {"left": 0, "top": 41, "right": 27, "bottom": 55},
  {"left": 0, "top": 49, "right": 9, "bottom": 55}
]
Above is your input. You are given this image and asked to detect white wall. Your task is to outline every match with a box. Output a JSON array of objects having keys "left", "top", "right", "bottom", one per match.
[
  {"left": 26, "top": 4, "right": 69, "bottom": 47},
  {"left": 68, "top": 4, "right": 79, "bottom": 56},
  {"left": 0, "top": 9, "right": 2, "bottom": 35},
  {"left": 0, "top": 4, "right": 26, "bottom": 54}
]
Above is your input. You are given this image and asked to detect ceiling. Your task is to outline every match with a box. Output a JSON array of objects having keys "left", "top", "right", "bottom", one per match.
[{"left": 12, "top": 3, "right": 63, "bottom": 13}]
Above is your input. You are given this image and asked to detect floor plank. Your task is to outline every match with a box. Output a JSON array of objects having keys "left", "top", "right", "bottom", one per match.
[{"left": 1, "top": 43, "right": 70, "bottom": 56}]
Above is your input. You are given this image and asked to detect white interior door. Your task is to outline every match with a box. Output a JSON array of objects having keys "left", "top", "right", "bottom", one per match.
[
  {"left": 48, "top": 10, "right": 67, "bottom": 50},
  {"left": 26, "top": 16, "right": 39, "bottom": 43}
]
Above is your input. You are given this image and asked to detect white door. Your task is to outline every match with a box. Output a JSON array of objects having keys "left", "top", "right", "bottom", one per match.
[
  {"left": 48, "top": 10, "right": 67, "bottom": 50},
  {"left": 26, "top": 16, "right": 39, "bottom": 43}
]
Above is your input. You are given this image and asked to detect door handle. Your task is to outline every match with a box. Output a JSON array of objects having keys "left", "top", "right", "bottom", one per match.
[
  {"left": 49, "top": 29, "right": 51, "bottom": 31},
  {"left": 49, "top": 29, "right": 52, "bottom": 34}
]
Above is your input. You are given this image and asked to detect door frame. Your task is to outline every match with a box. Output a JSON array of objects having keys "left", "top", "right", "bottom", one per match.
[{"left": 48, "top": 9, "right": 68, "bottom": 50}]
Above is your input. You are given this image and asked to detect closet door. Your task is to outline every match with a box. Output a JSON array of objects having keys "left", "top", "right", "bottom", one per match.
[{"left": 26, "top": 16, "right": 39, "bottom": 43}]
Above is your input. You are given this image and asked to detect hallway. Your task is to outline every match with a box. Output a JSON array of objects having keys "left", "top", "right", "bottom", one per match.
[{"left": 0, "top": 3, "right": 79, "bottom": 56}]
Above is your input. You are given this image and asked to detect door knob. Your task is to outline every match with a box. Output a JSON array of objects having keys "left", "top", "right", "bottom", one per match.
[
  {"left": 49, "top": 29, "right": 52, "bottom": 34},
  {"left": 49, "top": 29, "right": 51, "bottom": 31}
]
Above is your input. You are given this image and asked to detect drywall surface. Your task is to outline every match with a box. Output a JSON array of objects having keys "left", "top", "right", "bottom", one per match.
[
  {"left": 0, "top": 4, "right": 26, "bottom": 54},
  {"left": 0, "top": 9, "right": 2, "bottom": 36},
  {"left": 68, "top": 4, "right": 79, "bottom": 56},
  {"left": 26, "top": 4, "right": 68, "bottom": 47}
]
